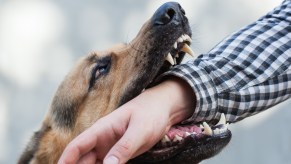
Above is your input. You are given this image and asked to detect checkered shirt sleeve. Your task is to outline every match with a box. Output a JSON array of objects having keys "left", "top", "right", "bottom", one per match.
[{"left": 163, "top": 0, "right": 291, "bottom": 123}]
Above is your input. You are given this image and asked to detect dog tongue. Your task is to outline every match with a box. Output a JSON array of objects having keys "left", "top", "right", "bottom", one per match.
[{"left": 167, "top": 125, "right": 202, "bottom": 140}]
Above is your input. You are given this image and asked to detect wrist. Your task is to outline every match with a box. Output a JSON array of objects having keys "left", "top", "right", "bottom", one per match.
[{"left": 149, "top": 77, "right": 196, "bottom": 126}]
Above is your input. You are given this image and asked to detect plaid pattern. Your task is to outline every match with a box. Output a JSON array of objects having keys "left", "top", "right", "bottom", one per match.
[{"left": 163, "top": 0, "right": 291, "bottom": 123}]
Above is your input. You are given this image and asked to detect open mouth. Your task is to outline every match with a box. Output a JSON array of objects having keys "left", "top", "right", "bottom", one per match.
[
  {"left": 132, "top": 113, "right": 230, "bottom": 163},
  {"left": 157, "top": 114, "right": 228, "bottom": 149},
  {"left": 165, "top": 34, "right": 194, "bottom": 66},
  {"left": 163, "top": 33, "right": 194, "bottom": 70}
]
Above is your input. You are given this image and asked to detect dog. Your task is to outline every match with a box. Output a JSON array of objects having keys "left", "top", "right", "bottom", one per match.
[{"left": 18, "top": 2, "right": 231, "bottom": 164}]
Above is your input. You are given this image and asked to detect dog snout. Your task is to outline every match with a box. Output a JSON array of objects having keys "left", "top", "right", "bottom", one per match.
[{"left": 152, "top": 2, "right": 185, "bottom": 26}]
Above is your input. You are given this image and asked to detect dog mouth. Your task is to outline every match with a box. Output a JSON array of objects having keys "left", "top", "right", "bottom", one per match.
[
  {"left": 146, "top": 33, "right": 194, "bottom": 89},
  {"left": 164, "top": 34, "right": 194, "bottom": 66},
  {"left": 131, "top": 113, "right": 230, "bottom": 163}
]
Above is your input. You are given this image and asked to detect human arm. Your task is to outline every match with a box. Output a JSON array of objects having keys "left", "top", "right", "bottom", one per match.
[{"left": 162, "top": 0, "right": 291, "bottom": 123}]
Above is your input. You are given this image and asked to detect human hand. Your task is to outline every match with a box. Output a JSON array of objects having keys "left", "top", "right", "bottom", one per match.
[{"left": 58, "top": 78, "right": 195, "bottom": 164}]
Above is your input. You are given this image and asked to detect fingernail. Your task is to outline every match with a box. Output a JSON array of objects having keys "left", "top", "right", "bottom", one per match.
[{"left": 104, "top": 156, "right": 119, "bottom": 164}]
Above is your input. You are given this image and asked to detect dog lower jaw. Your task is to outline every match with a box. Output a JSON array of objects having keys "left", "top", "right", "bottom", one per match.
[
  {"left": 130, "top": 114, "right": 231, "bottom": 163},
  {"left": 130, "top": 129, "right": 231, "bottom": 164}
]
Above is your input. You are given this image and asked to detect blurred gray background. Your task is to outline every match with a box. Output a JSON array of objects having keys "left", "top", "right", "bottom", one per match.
[{"left": 0, "top": 0, "right": 290, "bottom": 163}]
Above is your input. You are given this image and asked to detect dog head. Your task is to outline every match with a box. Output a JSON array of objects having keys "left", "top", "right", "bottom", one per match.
[{"left": 19, "top": 2, "right": 231, "bottom": 164}]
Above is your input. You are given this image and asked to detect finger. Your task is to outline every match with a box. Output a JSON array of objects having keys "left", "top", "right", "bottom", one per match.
[
  {"left": 58, "top": 108, "right": 130, "bottom": 164},
  {"left": 103, "top": 118, "right": 152, "bottom": 164},
  {"left": 58, "top": 120, "right": 104, "bottom": 164},
  {"left": 77, "top": 150, "right": 97, "bottom": 164}
]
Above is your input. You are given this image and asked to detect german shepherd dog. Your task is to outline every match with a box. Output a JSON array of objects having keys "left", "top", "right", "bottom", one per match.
[{"left": 19, "top": 2, "right": 231, "bottom": 164}]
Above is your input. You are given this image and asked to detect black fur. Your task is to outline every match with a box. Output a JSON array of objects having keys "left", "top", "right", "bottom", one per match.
[
  {"left": 51, "top": 90, "right": 81, "bottom": 129},
  {"left": 18, "top": 125, "right": 50, "bottom": 164}
]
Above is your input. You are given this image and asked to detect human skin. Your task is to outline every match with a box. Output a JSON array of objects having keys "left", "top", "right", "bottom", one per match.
[{"left": 58, "top": 77, "right": 195, "bottom": 164}]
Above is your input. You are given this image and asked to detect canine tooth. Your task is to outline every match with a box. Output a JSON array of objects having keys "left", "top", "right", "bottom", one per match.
[
  {"left": 173, "top": 135, "right": 183, "bottom": 142},
  {"left": 166, "top": 53, "right": 174, "bottom": 65},
  {"left": 200, "top": 124, "right": 204, "bottom": 129},
  {"left": 178, "top": 37, "right": 183, "bottom": 43},
  {"left": 174, "top": 42, "right": 177, "bottom": 49},
  {"left": 161, "top": 135, "right": 170, "bottom": 143},
  {"left": 216, "top": 113, "right": 226, "bottom": 126},
  {"left": 202, "top": 122, "right": 213, "bottom": 136},
  {"left": 181, "top": 44, "right": 195, "bottom": 57}
]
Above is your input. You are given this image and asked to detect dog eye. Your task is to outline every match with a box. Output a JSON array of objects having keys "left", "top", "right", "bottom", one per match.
[
  {"left": 88, "top": 56, "right": 112, "bottom": 90},
  {"left": 94, "top": 64, "right": 109, "bottom": 79}
]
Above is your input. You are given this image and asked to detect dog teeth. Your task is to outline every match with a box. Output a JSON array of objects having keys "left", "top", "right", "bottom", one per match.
[
  {"left": 174, "top": 42, "right": 177, "bottom": 49},
  {"left": 216, "top": 113, "right": 226, "bottom": 126},
  {"left": 185, "top": 34, "right": 192, "bottom": 43},
  {"left": 202, "top": 122, "right": 213, "bottom": 136},
  {"left": 181, "top": 34, "right": 186, "bottom": 40},
  {"left": 161, "top": 135, "right": 170, "bottom": 143},
  {"left": 173, "top": 135, "right": 183, "bottom": 142},
  {"left": 213, "top": 126, "right": 228, "bottom": 135},
  {"left": 166, "top": 53, "right": 175, "bottom": 65},
  {"left": 177, "top": 34, "right": 192, "bottom": 43},
  {"left": 181, "top": 44, "right": 195, "bottom": 57},
  {"left": 165, "top": 34, "right": 194, "bottom": 66},
  {"left": 178, "top": 37, "right": 183, "bottom": 43}
]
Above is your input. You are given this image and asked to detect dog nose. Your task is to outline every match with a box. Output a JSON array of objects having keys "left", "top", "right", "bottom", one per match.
[{"left": 152, "top": 2, "right": 185, "bottom": 25}]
